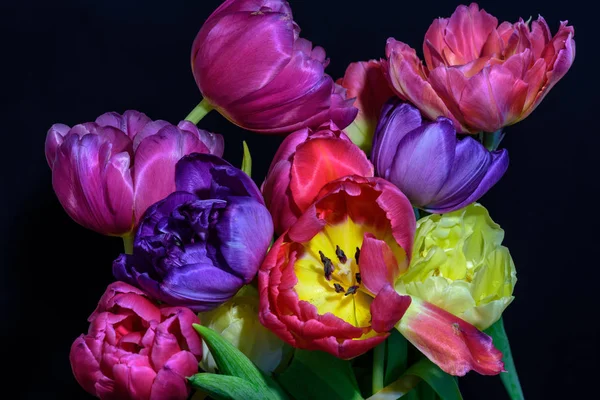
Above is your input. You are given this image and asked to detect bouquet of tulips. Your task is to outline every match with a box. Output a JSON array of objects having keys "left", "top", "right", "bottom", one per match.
[{"left": 47, "top": 1, "right": 575, "bottom": 399}]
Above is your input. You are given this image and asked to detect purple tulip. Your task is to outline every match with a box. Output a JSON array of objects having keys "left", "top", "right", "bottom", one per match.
[
  {"left": 372, "top": 100, "right": 509, "bottom": 213},
  {"left": 113, "top": 153, "right": 274, "bottom": 312},
  {"left": 45, "top": 111, "right": 224, "bottom": 236},
  {"left": 191, "top": 0, "right": 357, "bottom": 134}
]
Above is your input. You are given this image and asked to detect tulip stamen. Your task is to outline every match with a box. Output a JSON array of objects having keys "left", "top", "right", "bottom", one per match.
[
  {"left": 333, "top": 283, "right": 345, "bottom": 293},
  {"left": 319, "top": 250, "right": 334, "bottom": 281},
  {"left": 355, "top": 273, "right": 361, "bottom": 284},
  {"left": 345, "top": 285, "right": 359, "bottom": 296},
  {"left": 355, "top": 247, "right": 360, "bottom": 264},
  {"left": 335, "top": 245, "right": 347, "bottom": 264}
]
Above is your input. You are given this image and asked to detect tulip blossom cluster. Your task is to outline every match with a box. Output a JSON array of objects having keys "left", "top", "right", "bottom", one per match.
[{"left": 45, "top": 0, "right": 574, "bottom": 399}]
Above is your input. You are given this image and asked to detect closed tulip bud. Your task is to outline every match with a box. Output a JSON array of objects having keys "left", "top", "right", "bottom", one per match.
[
  {"left": 383, "top": 3, "right": 575, "bottom": 133},
  {"left": 396, "top": 203, "right": 517, "bottom": 330},
  {"left": 199, "top": 286, "right": 286, "bottom": 373},
  {"left": 191, "top": 0, "right": 357, "bottom": 133},
  {"left": 45, "top": 111, "right": 224, "bottom": 236},
  {"left": 372, "top": 100, "right": 508, "bottom": 213},
  {"left": 262, "top": 121, "right": 373, "bottom": 235}
]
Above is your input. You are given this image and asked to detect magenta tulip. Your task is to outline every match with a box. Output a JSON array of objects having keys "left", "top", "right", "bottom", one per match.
[
  {"left": 383, "top": 3, "right": 575, "bottom": 134},
  {"left": 70, "top": 282, "right": 203, "bottom": 399},
  {"left": 45, "top": 111, "right": 223, "bottom": 236},
  {"left": 190, "top": 0, "right": 357, "bottom": 134}
]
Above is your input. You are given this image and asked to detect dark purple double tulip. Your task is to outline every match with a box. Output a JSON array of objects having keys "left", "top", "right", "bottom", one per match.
[
  {"left": 191, "top": 0, "right": 357, "bottom": 133},
  {"left": 372, "top": 100, "right": 509, "bottom": 213},
  {"left": 113, "top": 153, "right": 274, "bottom": 312}
]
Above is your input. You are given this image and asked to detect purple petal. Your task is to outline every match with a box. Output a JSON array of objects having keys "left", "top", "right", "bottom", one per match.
[
  {"left": 159, "top": 263, "right": 245, "bottom": 312},
  {"left": 45, "top": 123, "right": 70, "bottom": 167},
  {"left": 177, "top": 120, "right": 225, "bottom": 157},
  {"left": 428, "top": 149, "right": 509, "bottom": 213},
  {"left": 426, "top": 137, "right": 493, "bottom": 211},
  {"left": 175, "top": 154, "right": 263, "bottom": 203},
  {"left": 96, "top": 110, "right": 152, "bottom": 140},
  {"left": 388, "top": 118, "right": 456, "bottom": 207},
  {"left": 214, "top": 197, "right": 274, "bottom": 283},
  {"left": 132, "top": 126, "right": 210, "bottom": 224},
  {"left": 136, "top": 192, "right": 199, "bottom": 238},
  {"left": 371, "top": 100, "right": 423, "bottom": 178},
  {"left": 132, "top": 120, "right": 173, "bottom": 152}
]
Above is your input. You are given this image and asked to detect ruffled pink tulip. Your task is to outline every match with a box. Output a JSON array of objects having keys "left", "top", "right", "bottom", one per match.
[
  {"left": 45, "top": 111, "right": 223, "bottom": 236},
  {"left": 261, "top": 121, "right": 373, "bottom": 235},
  {"left": 191, "top": 0, "right": 357, "bottom": 134},
  {"left": 336, "top": 60, "right": 395, "bottom": 152},
  {"left": 383, "top": 3, "right": 575, "bottom": 133},
  {"left": 70, "top": 282, "right": 203, "bottom": 400}
]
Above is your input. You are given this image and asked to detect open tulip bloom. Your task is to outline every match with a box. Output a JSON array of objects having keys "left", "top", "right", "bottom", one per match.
[{"left": 50, "top": 0, "right": 576, "bottom": 399}]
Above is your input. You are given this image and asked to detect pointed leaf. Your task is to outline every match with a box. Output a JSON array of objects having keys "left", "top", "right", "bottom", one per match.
[
  {"left": 193, "top": 324, "right": 264, "bottom": 388},
  {"left": 241, "top": 141, "right": 252, "bottom": 177},
  {"left": 276, "top": 350, "right": 363, "bottom": 400},
  {"left": 484, "top": 318, "right": 524, "bottom": 400},
  {"left": 188, "top": 373, "right": 264, "bottom": 400}
]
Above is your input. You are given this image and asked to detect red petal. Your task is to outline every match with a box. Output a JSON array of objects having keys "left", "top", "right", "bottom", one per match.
[{"left": 370, "top": 284, "right": 411, "bottom": 333}]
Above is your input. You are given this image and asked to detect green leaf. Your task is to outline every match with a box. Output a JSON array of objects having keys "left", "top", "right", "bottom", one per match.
[
  {"left": 484, "top": 317, "right": 524, "bottom": 400},
  {"left": 241, "top": 141, "right": 252, "bottom": 177},
  {"left": 276, "top": 349, "right": 363, "bottom": 400},
  {"left": 368, "top": 359, "right": 462, "bottom": 400},
  {"left": 188, "top": 373, "right": 263, "bottom": 400},
  {"left": 385, "top": 330, "right": 409, "bottom": 385},
  {"left": 193, "top": 324, "right": 264, "bottom": 388}
]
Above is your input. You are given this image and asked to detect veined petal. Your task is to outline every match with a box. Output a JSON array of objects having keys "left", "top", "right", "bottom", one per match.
[
  {"left": 396, "top": 298, "right": 504, "bottom": 376},
  {"left": 370, "top": 284, "right": 411, "bottom": 333},
  {"left": 359, "top": 233, "right": 399, "bottom": 294}
]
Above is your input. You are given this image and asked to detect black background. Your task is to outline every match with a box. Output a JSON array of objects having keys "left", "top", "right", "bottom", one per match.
[{"left": 1, "top": 0, "right": 597, "bottom": 398}]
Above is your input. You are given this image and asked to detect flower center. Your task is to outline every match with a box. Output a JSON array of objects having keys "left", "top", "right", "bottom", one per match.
[{"left": 293, "top": 217, "right": 383, "bottom": 328}]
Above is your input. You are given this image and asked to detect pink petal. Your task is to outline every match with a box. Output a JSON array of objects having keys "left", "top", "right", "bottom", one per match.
[
  {"left": 96, "top": 110, "right": 152, "bottom": 140},
  {"left": 370, "top": 284, "right": 411, "bottom": 333},
  {"left": 70, "top": 336, "right": 105, "bottom": 397},
  {"left": 112, "top": 363, "right": 156, "bottom": 400},
  {"left": 150, "top": 352, "right": 198, "bottom": 400},
  {"left": 359, "top": 233, "right": 399, "bottom": 295},
  {"left": 398, "top": 298, "right": 504, "bottom": 376},
  {"left": 45, "top": 123, "right": 70, "bottom": 167},
  {"left": 424, "top": 18, "right": 449, "bottom": 69}
]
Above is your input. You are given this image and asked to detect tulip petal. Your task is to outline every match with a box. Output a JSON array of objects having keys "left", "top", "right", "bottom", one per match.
[
  {"left": 150, "top": 351, "right": 198, "bottom": 400},
  {"left": 370, "top": 284, "right": 411, "bottom": 333},
  {"left": 397, "top": 298, "right": 504, "bottom": 376},
  {"left": 290, "top": 137, "right": 373, "bottom": 211},
  {"left": 215, "top": 197, "right": 274, "bottom": 283},
  {"left": 359, "top": 233, "right": 399, "bottom": 295},
  {"left": 433, "top": 149, "right": 508, "bottom": 213},
  {"left": 45, "top": 123, "right": 70, "bottom": 167},
  {"left": 177, "top": 120, "right": 225, "bottom": 157},
  {"left": 388, "top": 118, "right": 456, "bottom": 207},
  {"left": 96, "top": 110, "right": 152, "bottom": 140},
  {"left": 371, "top": 100, "right": 423, "bottom": 178},
  {"left": 112, "top": 363, "right": 156, "bottom": 400},
  {"left": 425, "top": 137, "right": 493, "bottom": 212},
  {"left": 193, "top": 12, "right": 294, "bottom": 107},
  {"left": 261, "top": 160, "right": 299, "bottom": 235},
  {"left": 423, "top": 18, "right": 449, "bottom": 69},
  {"left": 70, "top": 336, "right": 104, "bottom": 396}
]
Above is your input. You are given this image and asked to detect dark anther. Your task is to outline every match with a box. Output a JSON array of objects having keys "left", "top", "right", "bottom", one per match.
[
  {"left": 334, "top": 283, "right": 345, "bottom": 293},
  {"left": 355, "top": 247, "right": 361, "bottom": 264},
  {"left": 355, "top": 273, "right": 361, "bottom": 284},
  {"left": 335, "top": 245, "right": 347, "bottom": 263},
  {"left": 345, "top": 285, "right": 359, "bottom": 296},
  {"left": 319, "top": 250, "right": 334, "bottom": 281}
]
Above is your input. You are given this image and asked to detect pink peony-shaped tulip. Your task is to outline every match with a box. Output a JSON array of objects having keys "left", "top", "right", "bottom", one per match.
[
  {"left": 261, "top": 121, "right": 373, "bottom": 235},
  {"left": 191, "top": 0, "right": 357, "bottom": 134},
  {"left": 70, "top": 282, "right": 203, "bottom": 400},
  {"left": 383, "top": 3, "right": 575, "bottom": 133},
  {"left": 45, "top": 111, "right": 224, "bottom": 236}
]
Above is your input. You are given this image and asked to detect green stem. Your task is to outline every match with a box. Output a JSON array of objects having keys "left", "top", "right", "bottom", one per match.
[
  {"left": 485, "top": 317, "right": 524, "bottom": 400},
  {"left": 372, "top": 342, "right": 386, "bottom": 395},
  {"left": 185, "top": 98, "right": 214, "bottom": 124},
  {"left": 482, "top": 129, "right": 505, "bottom": 151},
  {"left": 122, "top": 233, "right": 134, "bottom": 255}
]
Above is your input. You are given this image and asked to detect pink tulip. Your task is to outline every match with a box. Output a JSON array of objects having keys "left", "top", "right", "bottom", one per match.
[
  {"left": 261, "top": 121, "right": 373, "bottom": 235},
  {"left": 70, "top": 282, "right": 203, "bottom": 400},
  {"left": 45, "top": 111, "right": 223, "bottom": 236},
  {"left": 383, "top": 3, "right": 575, "bottom": 133},
  {"left": 336, "top": 60, "right": 395, "bottom": 151},
  {"left": 191, "top": 0, "right": 357, "bottom": 134}
]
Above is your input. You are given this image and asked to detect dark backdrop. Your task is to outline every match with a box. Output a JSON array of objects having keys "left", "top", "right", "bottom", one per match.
[{"left": 1, "top": 0, "right": 597, "bottom": 398}]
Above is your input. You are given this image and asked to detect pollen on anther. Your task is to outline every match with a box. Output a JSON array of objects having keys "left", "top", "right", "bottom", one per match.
[
  {"left": 333, "top": 283, "right": 345, "bottom": 293},
  {"left": 319, "top": 250, "right": 334, "bottom": 281},
  {"left": 335, "top": 245, "right": 347, "bottom": 263},
  {"left": 345, "top": 285, "right": 359, "bottom": 296}
]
